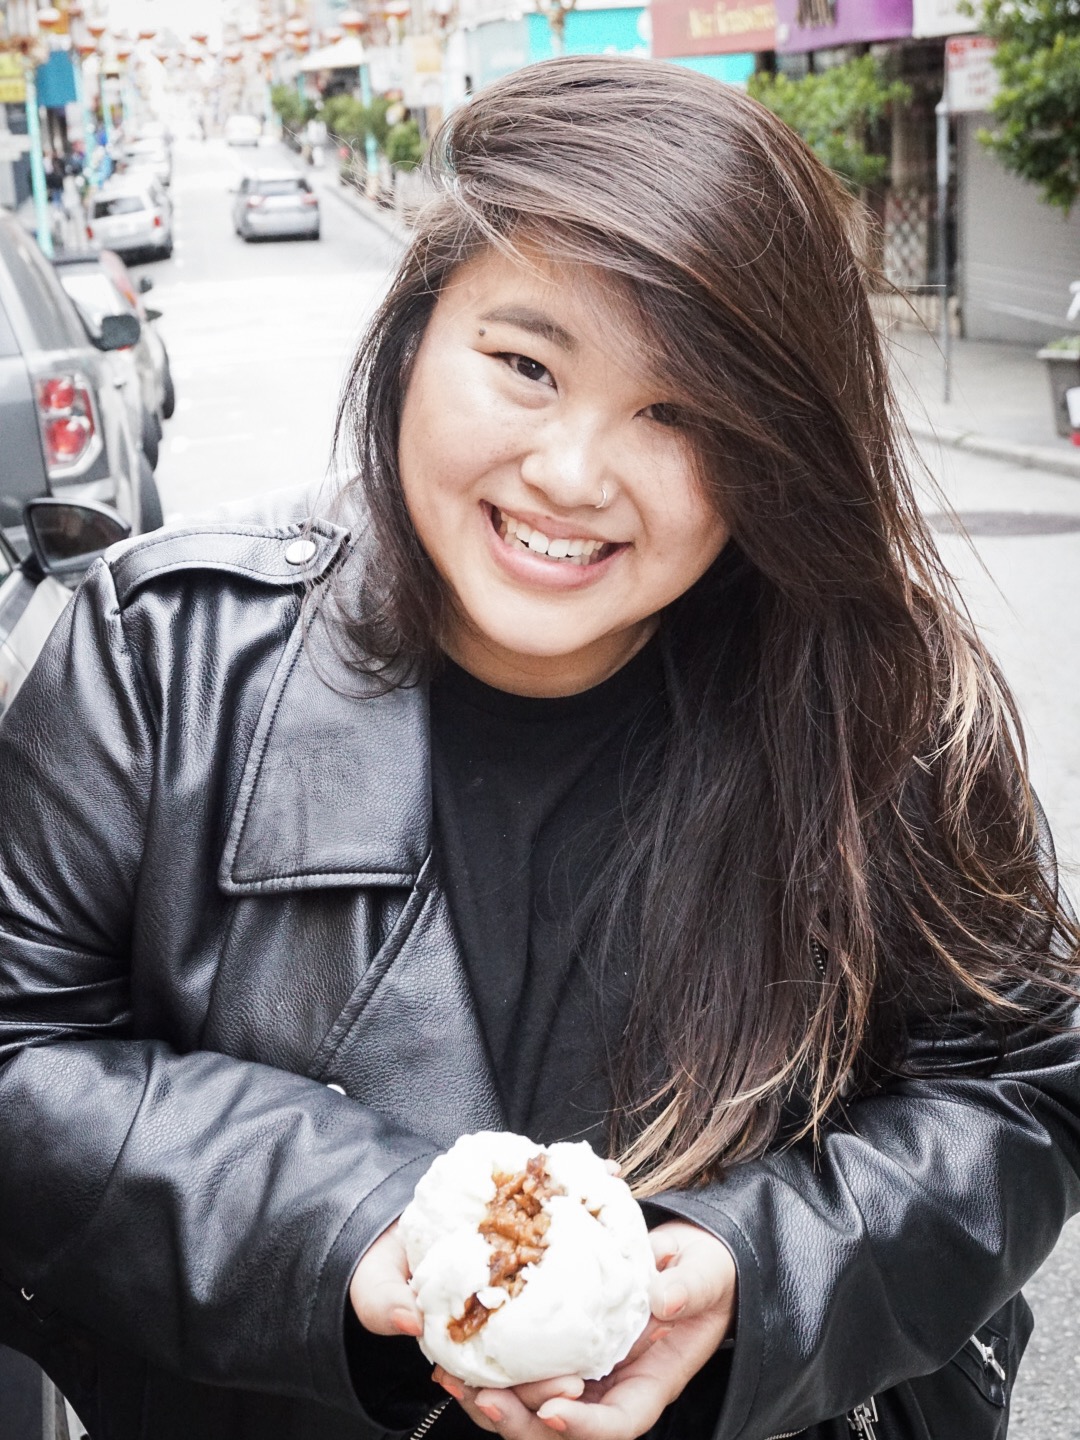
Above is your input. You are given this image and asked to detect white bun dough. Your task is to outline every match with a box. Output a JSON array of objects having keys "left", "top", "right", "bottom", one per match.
[{"left": 399, "top": 1131, "right": 655, "bottom": 1389}]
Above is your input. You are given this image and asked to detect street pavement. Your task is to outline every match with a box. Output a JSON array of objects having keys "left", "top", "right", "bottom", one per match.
[{"left": 129, "top": 137, "right": 1080, "bottom": 1438}]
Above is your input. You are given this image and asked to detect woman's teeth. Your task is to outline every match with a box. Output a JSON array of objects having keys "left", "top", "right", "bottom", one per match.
[{"left": 497, "top": 511, "right": 608, "bottom": 565}]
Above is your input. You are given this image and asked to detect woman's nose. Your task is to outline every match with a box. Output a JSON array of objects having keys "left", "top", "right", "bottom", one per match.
[{"left": 519, "top": 418, "right": 614, "bottom": 512}]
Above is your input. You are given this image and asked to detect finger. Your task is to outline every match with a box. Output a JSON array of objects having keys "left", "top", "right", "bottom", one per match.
[
  {"left": 512, "top": 1374, "right": 586, "bottom": 1410},
  {"left": 349, "top": 1229, "right": 422, "bottom": 1337},
  {"left": 618, "top": 1320, "right": 673, "bottom": 1366},
  {"left": 537, "top": 1370, "right": 669, "bottom": 1440},
  {"left": 469, "top": 1385, "right": 557, "bottom": 1439},
  {"left": 647, "top": 1225, "right": 737, "bottom": 1325}
]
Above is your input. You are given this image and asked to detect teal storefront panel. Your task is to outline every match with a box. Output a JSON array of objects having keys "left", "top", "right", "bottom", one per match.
[
  {"left": 468, "top": 18, "right": 532, "bottom": 89},
  {"left": 666, "top": 52, "right": 756, "bottom": 83},
  {"left": 527, "top": 8, "right": 649, "bottom": 62}
]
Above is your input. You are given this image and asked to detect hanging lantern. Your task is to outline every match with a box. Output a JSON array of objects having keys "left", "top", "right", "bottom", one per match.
[
  {"left": 87, "top": 18, "right": 107, "bottom": 38},
  {"left": 241, "top": 25, "right": 262, "bottom": 42},
  {"left": 152, "top": 44, "right": 168, "bottom": 62},
  {"left": 75, "top": 39, "right": 97, "bottom": 57},
  {"left": 138, "top": 27, "right": 157, "bottom": 42},
  {"left": 285, "top": 17, "right": 311, "bottom": 36},
  {"left": 36, "top": 7, "right": 64, "bottom": 29},
  {"left": 340, "top": 9, "right": 367, "bottom": 33},
  {"left": 293, "top": 34, "right": 311, "bottom": 51},
  {"left": 383, "top": 0, "right": 411, "bottom": 21},
  {"left": 68, "top": 2, "right": 85, "bottom": 16},
  {"left": 223, "top": 46, "right": 243, "bottom": 63},
  {"left": 190, "top": 29, "right": 209, "bottom": 44},
  {"left": 259, "top": 41, "right": 279, "bottom": 60},
  {"left": 323, "top": 26, "right": 343, "bottom": 43},
  {"left": 115, "top": 43, "right": 134, "bottom": 61}
]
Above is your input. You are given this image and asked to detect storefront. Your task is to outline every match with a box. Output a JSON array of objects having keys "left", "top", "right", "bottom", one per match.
[{"left": 648, "top": 0, "right": 772, "bottom": 86}]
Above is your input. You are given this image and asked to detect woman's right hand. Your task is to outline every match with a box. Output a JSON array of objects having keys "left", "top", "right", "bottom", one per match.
[{"left": 349, "top": 1220, "right": 424, "bottom": 1339}]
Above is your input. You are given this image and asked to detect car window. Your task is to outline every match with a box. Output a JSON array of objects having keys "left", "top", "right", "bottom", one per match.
[
  {"left": 0, "top": 223, "right": 86, "bottom": 350},
  {"left": 92, "top": 195, "right": 146, "bottom": 218},
  {"left": 254, "top": 179, "right": 307, "bottom": 196},
  {"left": 60, "top": 271, "right": 127, "bottom": 326}
]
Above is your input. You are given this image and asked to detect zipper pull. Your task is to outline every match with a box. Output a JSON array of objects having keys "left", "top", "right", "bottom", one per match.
[
  {"left": 847, "top": 1398, "right": 879, "bottom": 1439},
  {"left": 971, "top": 1334, "right": 1007, "bottom": 1383}
]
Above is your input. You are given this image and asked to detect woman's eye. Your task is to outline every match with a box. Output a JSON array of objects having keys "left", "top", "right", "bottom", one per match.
[
  {"left": 501, "top": 353, "right": 554, "bottom": 387},
  {"left": 641, "top": 402, "right": 681, "bottom": 427}
]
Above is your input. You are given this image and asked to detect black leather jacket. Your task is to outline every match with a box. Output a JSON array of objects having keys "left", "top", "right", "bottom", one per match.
[{"left": 1, "top": 515, "right": 1078, "bottom": 1440}]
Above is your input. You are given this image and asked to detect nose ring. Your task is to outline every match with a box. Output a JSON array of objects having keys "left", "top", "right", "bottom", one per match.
[{"left": 595, "top": 485, "right": 611, "bottom": 510}]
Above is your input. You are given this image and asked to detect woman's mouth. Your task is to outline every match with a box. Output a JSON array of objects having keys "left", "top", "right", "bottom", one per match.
[{"left": 490, "top": 506, "right": 618, "bottom": 567}]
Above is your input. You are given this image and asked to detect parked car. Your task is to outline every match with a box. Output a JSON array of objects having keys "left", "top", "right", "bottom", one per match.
[
  {"left": 53, "top": 250, "right": 176, "bottom": 469},
  {"left": 225, "top": 113, "right": 262, "bottom": 147},
  {"left": 0, "top": 210, "right": 163, "bottom": 546},
  {"left": 121, "top": 137, "right": 172, "bottom": 188},
  {"left": 87, "top": 178, "right": 173, "bottom": 261},
  {"left": 232, "top": 173, "right": 320, "bottom": 242},
  {"left": 0, "top": 498, "right": 130, "bottom": 723}
]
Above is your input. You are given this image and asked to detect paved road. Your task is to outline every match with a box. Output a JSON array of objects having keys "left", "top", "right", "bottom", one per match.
[{"left": 133, "top": 138, "right": 1080, "bottom": 1437}]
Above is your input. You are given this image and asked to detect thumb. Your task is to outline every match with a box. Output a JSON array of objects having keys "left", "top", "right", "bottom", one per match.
[
  {"left": 349, "top": 1221, "right": 423, "bottom": 1338},
  {"left": 648, "top": 1222, "right": 737, "bottom": 1325}
]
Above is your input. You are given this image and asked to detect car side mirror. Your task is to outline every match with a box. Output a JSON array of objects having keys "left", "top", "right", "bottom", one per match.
[
  {"left": 143, "top": 306, "right": 163, "bottom": 322},
  {"left": 95, "top": 311, "right": 141, "bottom": 351},
  {"left": 24, "top": 498, "right": 131, "bottom": 579},
  {"left": 138, "top": 275, "right": 154, "bottom": 294}
]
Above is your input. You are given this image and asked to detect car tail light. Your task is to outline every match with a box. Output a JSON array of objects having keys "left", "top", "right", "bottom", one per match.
[
  {"left": 35, "top": 372, "right": 97, "bottom": 474},
  {"left": 246, "top": 195, "right": 265, "bottom": 208},
  {"left": 302, "top": 194, "right": 318, "bottom": 207},
  {"left": 153, "top": 213, "right": 162, "bottom": 228}
]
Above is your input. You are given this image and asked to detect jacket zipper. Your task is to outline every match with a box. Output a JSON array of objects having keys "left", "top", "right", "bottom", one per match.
[
  {"left": 968, "top": 1332, "right": 1007, "bottom": 1382},
  {"left": 847, "top": 1398, "right": 879, "bottom": 1438},
  {"left": 408, "top": 1398, "right": 451, "bottom": 1440}
]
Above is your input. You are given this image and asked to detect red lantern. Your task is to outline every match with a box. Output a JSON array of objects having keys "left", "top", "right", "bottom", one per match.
[
  {"left": 190, "top": 29, "right": 209, "bottom": 44},
  {"left": 340, "top": 9, "right": 367, "bottom": 33},
  {"left": 259, "top": 41, "right": 279, "bottom": 60},
  {"left": 68, "top": 2, "right": 85, "bottom": 16},
  {"left": 87, "top": 18, "right": 107, "bottom": 38},
  {"left": 241, "top": 26, "right": 262, "bottom": 42},
  {"left": 75, "top": 39, "right": 96, "bottom": 56},
  {"left": 115, "top": 44, "right": 133, "bottom": 61},
  {"left": 383, "top": 0, "right": 411, "bottom": 21},
  {"left": 138, "top": 27, "right": 157, "bottom": 42},
  {"left": 36, "top": 6, "right": 64, "bottom": 29},
  {"left": 323, "top": 26, "right": 343, "bottom": 43}
]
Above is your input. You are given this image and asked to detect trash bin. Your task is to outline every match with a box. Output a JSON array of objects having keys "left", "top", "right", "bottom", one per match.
[{"left": 1037, "top": 347, "right": 1080, "bottom": 438}]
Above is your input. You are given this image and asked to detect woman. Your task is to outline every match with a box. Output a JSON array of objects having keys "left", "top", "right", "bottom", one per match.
[{"left": 1, "top": 56, "right": 1078, "bottom": 1440}]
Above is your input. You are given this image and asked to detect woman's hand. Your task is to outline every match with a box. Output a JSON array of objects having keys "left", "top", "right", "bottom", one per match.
[
  {"left": 349, "top": 1220, "right": 424, "bottom": 1339},
  {"left": 432, "top": 1221, "right": 737, "bottom": 1440}
]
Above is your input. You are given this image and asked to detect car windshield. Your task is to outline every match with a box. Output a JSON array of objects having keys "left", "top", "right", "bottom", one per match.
[
  {"left": 93, "top": 195, "right": 145, "bottom": 218},
  {"left": 254, "top": 180, "right": 308, "bottom": 196}
]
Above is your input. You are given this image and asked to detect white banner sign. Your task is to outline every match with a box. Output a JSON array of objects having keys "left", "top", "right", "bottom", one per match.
[
  {"left": 947, "top": 34, "right": 999, "bottom": 113},
  {"left": 913, "top": 0, "right": 979, "bottom": 37}
]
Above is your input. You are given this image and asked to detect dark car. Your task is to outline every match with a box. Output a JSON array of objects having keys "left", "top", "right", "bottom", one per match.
[{"left": 0, "top": 211, "right": 163, "bottom": 548}]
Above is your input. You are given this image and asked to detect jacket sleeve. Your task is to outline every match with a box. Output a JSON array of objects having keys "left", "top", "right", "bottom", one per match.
[
  {"left": 653, "top": 989, "right": 1080, "bottom": 1440},
  {"left": 0, "top": 561, "right": 438, "bottom": 1415}
]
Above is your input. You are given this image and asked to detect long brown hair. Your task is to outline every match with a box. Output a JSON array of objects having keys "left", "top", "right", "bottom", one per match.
[{"left": 334, "top": 56, "right": 1078, "bottom": 1194}]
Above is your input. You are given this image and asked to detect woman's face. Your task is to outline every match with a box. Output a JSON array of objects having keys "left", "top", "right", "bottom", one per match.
[{"left": 398, "top": 246, "right": 730, "bottom": 696}]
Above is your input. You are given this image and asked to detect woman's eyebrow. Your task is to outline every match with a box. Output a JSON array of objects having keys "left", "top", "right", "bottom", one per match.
[{"left": 478, "top": 305, "right": 578, "bottom": 353}]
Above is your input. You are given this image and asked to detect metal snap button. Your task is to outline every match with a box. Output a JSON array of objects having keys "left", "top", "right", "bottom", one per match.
[
  {"left": 285, "top": 539, "right": 318, "bottom": 566},
  {"left": 326, "top": 1082, "right": 346, "bottom": 1095}
]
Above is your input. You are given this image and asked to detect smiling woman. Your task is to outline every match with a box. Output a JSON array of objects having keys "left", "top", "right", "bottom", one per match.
[{"left": 0, "top": 52, "right": 1079, "bottom": 1440}]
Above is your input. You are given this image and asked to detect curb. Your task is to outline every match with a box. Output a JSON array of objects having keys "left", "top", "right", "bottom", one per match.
[
  {"left": 317, "top": 171, "right": 410, "bottom": 245},
  {"left": 905, "top": 419, "right": 1080, "bottom": 481}
]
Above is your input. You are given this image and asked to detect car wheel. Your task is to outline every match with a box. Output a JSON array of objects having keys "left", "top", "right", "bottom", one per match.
[
  {"left": 161, "top": 353, "right": 176, "bottom": 421},
  {"left": 160, "top": 240, "right": 173, "bottom": 259},
  {"left": 311, "top": 228, "right": 321, "bottom": 241},
  {"left": 142, "top": 409, "right": 160, "bottom": 471},
  {"left": 138, "top": 455, "right": 165, "bottom": 532}
]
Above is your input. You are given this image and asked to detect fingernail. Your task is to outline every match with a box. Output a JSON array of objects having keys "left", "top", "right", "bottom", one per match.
[
  {"left": 391, "top": 1307, "right": 423, "bottom": 1336},
  {"left": 661, "top": 1284, "right": 688, "bottom": 1319},
  {"left": 477, "top": 1403, "right": 503, "bottom": 1423},
  {"left": 651, "top": 1326, "right": 674, "bottom": 1343},
  {"left": 438, "top": 1378, "right": 464, "bottom": 1401},
  {"left": 541, "top": 1418, "right": 567, "bottom": 1433}
]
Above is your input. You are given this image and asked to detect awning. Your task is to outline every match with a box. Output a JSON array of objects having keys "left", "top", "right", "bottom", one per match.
[{"left": 298, "top": 35, "right": 366, "bottom": 72}]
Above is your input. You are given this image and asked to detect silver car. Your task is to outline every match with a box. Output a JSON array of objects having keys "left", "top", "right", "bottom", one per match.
[
  {"left": 88, "top": 180, "right": 173, "bottom": 261},
  {"left": 232, "top": 174, "right": 320, "bottom": 242}
]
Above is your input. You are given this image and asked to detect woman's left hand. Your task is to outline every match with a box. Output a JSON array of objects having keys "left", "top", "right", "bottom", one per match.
[{"left": 431, "top": 1221, "right": 737, "bottom": 1440}]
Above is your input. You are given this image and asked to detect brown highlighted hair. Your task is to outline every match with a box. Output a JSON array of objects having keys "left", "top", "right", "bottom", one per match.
[{"left": 334, "top": 56, "right": 1078, "bottom": 1194}]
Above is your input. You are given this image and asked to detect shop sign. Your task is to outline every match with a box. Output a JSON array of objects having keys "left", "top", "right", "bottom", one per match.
[
  {"left": 912, "top": 0, "right": 978, "bottom": 36},
  {"left": 528, "top": 7, "right": 649, "bottom": 62},
  {"left": 946, "top": 34, "right": 998, "bottom": 112},
  {"left": 775, "top": 0, "right": 912, "bottom": 52},
  {"left": 650, "top": 0, "right": 776, "bottom": 60},
  {"left": 404, "top": 32, "right": 443, "bottom": 107},
  {"left": 0, "top": 54, "right": 27, "bottom": 105}
]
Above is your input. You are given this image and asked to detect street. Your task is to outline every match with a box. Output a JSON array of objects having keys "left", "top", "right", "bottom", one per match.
[{"left": 134, "top": 136, "right": 1080, "bottom": 1438}]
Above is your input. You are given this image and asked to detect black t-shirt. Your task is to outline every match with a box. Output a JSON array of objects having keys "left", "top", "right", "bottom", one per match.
[{"left": 429, "top": 638, "right": 668, "bottom": 1147}]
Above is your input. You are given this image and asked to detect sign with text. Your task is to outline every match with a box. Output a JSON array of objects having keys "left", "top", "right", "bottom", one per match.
[
  {"left": 775, "top": 0, "right": 912, "bottom": 51},
  {"left": 913, "top": 0, "right": 978, "bottom": 36},
  {"left": 947, "top": 34, "right": 998, "bottom": 112},
  {"left": 650, "top": 0, "right": 776, "bottom": 59}
]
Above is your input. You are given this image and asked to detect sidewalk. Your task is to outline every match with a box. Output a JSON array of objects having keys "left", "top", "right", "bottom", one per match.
[{"left": 887, "top": 322, "right": 1080, "bottom": 479}]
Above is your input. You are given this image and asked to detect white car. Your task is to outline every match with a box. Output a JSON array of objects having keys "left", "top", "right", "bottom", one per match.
[
  {"left": 225, "top": 114, "right": 262, "bottom": 147},
  {"left": 88, "top": 180, "right": 173, "bottom": 262}
]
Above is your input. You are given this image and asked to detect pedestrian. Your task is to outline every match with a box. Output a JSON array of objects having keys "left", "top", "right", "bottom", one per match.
[{"left": 1, "top": 55, "right": 1078, "bottom": 1440}]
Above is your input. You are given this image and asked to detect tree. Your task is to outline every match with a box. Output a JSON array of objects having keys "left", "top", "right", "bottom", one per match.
[
  {"left": 748, "top": 55, "right": 911, "bottom": 192},
  {"left": 967, "top": 0, "right": 1080, "bottom": 214}
]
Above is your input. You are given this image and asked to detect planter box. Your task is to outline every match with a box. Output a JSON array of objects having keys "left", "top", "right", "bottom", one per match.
[{"left": 1037, "top": 348, "right": 1080, "bottom": 438}]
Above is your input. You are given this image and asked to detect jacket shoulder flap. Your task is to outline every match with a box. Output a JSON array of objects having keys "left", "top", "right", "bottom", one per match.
[{"left": 107, "top": 517, "right": 351, "bottom": 609}]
